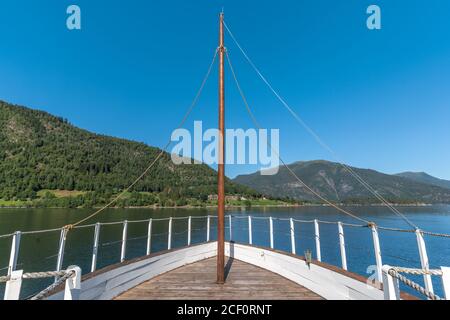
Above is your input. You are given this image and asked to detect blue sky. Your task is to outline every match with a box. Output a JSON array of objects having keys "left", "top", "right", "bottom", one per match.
[{"left": 0, "top": 0, "right": 449, "bottom": 179}]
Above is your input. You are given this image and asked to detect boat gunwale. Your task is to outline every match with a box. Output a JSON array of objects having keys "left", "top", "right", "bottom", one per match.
[{"left": 41, "top": 241, "right": 418, "bottom": 300}]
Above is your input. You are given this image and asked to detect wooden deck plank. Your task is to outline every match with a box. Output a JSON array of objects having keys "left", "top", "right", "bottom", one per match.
[{"left": 115, "top": 257, "right": 323, "bottom": 300}]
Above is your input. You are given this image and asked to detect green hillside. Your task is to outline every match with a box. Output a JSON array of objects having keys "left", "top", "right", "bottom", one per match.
[
  {"left": 234, "top": 160, "right": 450, "bottom": 204},
  {"left": 0, "top": 100, "right": 262, "bottom": 208},
  {"left": 3, "top": 100, "right": 448, "bottom": 208}
]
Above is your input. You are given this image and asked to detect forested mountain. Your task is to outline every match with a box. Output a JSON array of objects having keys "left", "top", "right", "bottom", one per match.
[
  {"left": 234, "top": 160, "right": 450, "bottom": 204},
  {"left": 0, "top": 101, "right": 260, "bottom": 207},
  {"left": 3, "top": 100, "right": 449, "bottom": 208},
  {"left": 396, "top": 172, "right": 450, "bottom": 190}
]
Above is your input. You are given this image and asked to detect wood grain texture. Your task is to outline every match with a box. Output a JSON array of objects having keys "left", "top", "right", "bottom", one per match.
[{"left": 115, "top": 257, "right": 323, "bottom": 300}]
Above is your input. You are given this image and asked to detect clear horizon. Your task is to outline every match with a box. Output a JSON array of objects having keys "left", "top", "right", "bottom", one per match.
[{"left": 1, "top": 0, "right": 449, "bottom": 179}]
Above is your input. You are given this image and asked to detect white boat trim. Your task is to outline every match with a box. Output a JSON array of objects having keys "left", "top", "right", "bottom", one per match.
[
  {"left": 47, "top": 242, "right": 217, "bottom": 300},
  {"left": 225, "top": 242, "right": 382, "bottom": 300},
  {"left": 44, "top": 241, "right": 417, "bottom": 300}
]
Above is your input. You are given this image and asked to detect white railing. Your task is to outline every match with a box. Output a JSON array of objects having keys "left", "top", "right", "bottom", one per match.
[
  {"left": 0, "top": 266, "right": 81, "bottom": 300},
  {"left": 91, "top": 223, "right": 101, "bottom": 272},
  {"left": 382, "top": 265, "right": 450, "bottom": 300},
  {"left": 1, "top": 214, "right": 449, "bottom": 300}
]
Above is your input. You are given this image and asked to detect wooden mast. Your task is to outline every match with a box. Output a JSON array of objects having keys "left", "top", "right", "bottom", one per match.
[{"left": 217, "top": 12, "right": 226, "bottom": 284}]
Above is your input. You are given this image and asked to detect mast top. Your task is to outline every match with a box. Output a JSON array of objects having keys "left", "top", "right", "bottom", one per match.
[{"left": 218, "top": 13, "right": 225, "bottom": 52}]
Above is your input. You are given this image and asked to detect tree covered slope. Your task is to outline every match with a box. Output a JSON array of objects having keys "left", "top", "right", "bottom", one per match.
[{"left": 0, "top": 100, "right": 259, "bottom": 207}]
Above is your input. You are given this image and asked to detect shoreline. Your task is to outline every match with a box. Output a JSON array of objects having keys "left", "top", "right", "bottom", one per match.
[{"left": 0, "top": 203, "right": 437, "bottom": 210}]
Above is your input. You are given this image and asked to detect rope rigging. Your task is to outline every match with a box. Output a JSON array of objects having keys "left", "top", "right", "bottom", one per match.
[
  {"left": 29, "top": 270, "right": 76, "bottom": 300},
  {"left": 4, "top": 14, "right": 450, "bottom": 302},
  {"left": 387, "top": 268, "right": 443, "bottom": 300},
  {"left": 63, "top": 49, "right": 218, "bottom": 229},
  {"left": 0, "top": 270, "right": 71, "bottom": 283},
  {"left": 226, "top": 50, "right": 369, "bottom": 225},
  {"left": 223, "top": 20, "right": 418, "bottom": 230}
]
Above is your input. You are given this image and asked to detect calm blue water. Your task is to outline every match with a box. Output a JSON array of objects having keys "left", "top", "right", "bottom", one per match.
[{"left": 0, "top": 206, "right": 449, "bottom": 299}]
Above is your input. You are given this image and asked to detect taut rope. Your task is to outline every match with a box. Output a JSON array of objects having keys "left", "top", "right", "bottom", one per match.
[
  {"left": 387, "top": 268, "right": 443, "bottom": 300},
  {"left": 223, "top": 20, "right": 418, "bottom": 230},
  {"left": 226, "top": 49, "right": 370, "bottom": 225},
  {"left": 62, "top": 49, "right": 218, "bottom": 230}
]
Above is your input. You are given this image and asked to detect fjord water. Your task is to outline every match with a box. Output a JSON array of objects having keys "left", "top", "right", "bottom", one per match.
[{"left": 1, "top": 206, "right": 449, "bottom": 299}]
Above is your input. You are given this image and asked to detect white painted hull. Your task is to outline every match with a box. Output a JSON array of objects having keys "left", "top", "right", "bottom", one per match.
[{"left": 46, "top": 242, "right": 383, "bottom": 300}]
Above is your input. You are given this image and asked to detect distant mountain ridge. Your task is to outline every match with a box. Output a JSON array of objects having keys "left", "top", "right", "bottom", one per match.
[
  {"left": 234, "top": 160, "right": 450, "bottom": 204},
  {"left": 395, "top": 172, "right": 450, "bottom": 190}
]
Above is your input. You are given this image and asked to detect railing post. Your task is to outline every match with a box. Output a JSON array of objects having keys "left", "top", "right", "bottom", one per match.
[
  {"left": 7, "top": 231, "right": 21, "bottom": 276},
  {"left": 248, "top": 216, "right": 253, "bottom": 245},
  {"left": 188, "top": 216, "right": 192, "bottom": 246},
  {"left": 64, "top": 266, "right": 81, "bottom": 300},
  {"left": 441, "top": 267, "right": 450, "bottom": 300},
  {"left": 146, "top": 219, "right": 153, "bottom": 255},
  {"left": 370, "top": 224, "right": 383, "bottom": 283},
  {"left": 314, "top": 219, "right": 321, "bottom": 262},
  {"left": 229, "top": 215, "right": 232, "bottom": 241},
  {"left": 269, "top": 217, "right": 274, "bottom": 249},
  {"left": 415, "top": 229, "right": 434, "bottom": 294},
  {"left": 338, "top": 222, "right": 347, "bottom": 270},
  {"left": 168, "top": 217, "right": 173, "bottom": 250},
  {"left": 290, "top": 218, "right": 296, "bottom": 255},
  {"left": 206, "top": 215, "right": 210, "bottom": 242},
  {"left": 4, "top": 269, "right": 23, "bottom": 300},
  {"left": 382, "top": 265, "right": 400, "bottom": 300},
  {"left": 56, "top": 228, "right": 68, "bottom": 273},
  {"left": 91, "top": 223, "right": 101, "bottom": 272},
  {"left": 120, "top": 220, "right": 128, "bottom": 262}
]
